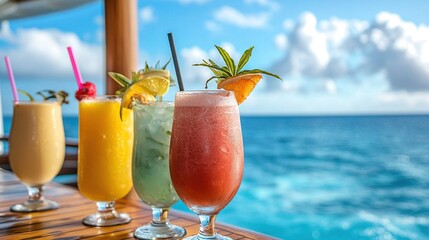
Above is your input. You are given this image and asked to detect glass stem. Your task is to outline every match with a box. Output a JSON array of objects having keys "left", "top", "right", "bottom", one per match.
[
  {"left": 96, "top": 201, "right": 116, "bottom": 214},
  {"left": 27, "top": 185, "right": 44, "bottom": 202},
  {"left": 152, "top": 207, "right": 169, "bottom": 226},
  {"left": 198, "top": 214, "right": 217, "bottom": 238}
]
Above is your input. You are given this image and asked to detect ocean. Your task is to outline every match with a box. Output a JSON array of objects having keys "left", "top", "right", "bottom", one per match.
[{"left": 3, "top": 115, "right": 429, "bottom": 240}]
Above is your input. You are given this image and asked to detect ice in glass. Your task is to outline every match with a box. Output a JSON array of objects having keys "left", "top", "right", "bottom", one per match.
[
  {"left": 170, "top": 90, "right": 244, "bottom": 240},
  {"left": 132, "top": 101, "right": 186, "bottom": 239}
]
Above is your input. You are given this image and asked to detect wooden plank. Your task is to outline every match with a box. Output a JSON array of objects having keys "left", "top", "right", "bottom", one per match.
[
  {"left": 2, "top": 207, "right": 147, "bottom": 239},
  {"left": 0, "top": 170, "right": 277, "bottom": 239}
]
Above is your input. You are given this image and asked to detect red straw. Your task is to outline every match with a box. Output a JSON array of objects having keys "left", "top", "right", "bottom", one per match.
[
  {"left": 66, "top": 46, "right": 84, "bottom": 89},
  {"left": 4, "top": 56, "right": 19, "bottom": 102}
]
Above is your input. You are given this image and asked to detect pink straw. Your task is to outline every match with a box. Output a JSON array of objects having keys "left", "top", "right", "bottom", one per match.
[
  {"left": 4, "top": 56, "right": 19, "bottom": 102},
  {"left": 66, "top": 46, "right": 84, "bottom": 89}
]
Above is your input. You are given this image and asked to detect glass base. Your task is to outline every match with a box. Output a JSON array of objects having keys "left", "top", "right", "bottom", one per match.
[
  {"left": 184, "top": 234, "right": 232, "bottom": 240},
  {"left": 83, "top": 211, "right": 131, "bottom": 227},
  {"left": 10, "top": 199, "right": 59, "bottom": 212},
  {"left": 134, "top": 222, "right": 186, "bottom": 239}
]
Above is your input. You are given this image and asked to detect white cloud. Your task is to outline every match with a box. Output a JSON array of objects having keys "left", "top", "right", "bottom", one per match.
[
  {"left": 179, "top": 0, "right": 210, "bottom": 4},
  {"left": 282, "top": 19, "right": 294, "bottom": 30},
  {"left": 0, "top": 21, "right": 12, "bottom": 40},
  {"left": 275, "top": 33, "right": 287, "bottom": 50},
  {"left": 205, "top": 21, "right": 221, "bottom": 32},
  {"left": 377, "top": 91, "right": 429, "bottom": 108},
  {"left": 270, "top": 11, "right": 429, "bottom": 93},
  {"left": 358, "top": 12, "right": 429, "bottom": 91},
  {"left": 93, "top": 16, "right": 104, "bottom": 42},
  {"left": 181, "top": 46, "right": 212, "bottom": 85},
  {"left": 213, "top": 6, "right": 269, "bottom": 28},
  {"left": 0, "top": 23, "right": 103, "bottom": 115},
  {"left": 239, "top": 87, "right": 429, "bottom": 116},
  {"left": 140, "top": 7, "right": 154, "bottom": 23},
  {"left": 285, "top": 12, "right": 330, "bottom": 76},
  {"left": 94, "top": 15, "right": 104, "bottom": 26},
  {"left": 324, "top": 80, "right": 337, "bottom": 94},
  {"left": 0, "top": 23, "right": 102, "bottom": 80},
  {"left": 244, "top": 0, "right": 280, "bottom": 11}
]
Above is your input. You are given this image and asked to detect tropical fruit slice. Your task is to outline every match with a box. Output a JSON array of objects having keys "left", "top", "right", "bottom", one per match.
[
  {"left": 121, "top": 81, "right": 156, "bottom": 109},
  {"left": 193, "top": 45, "right": 282, "bottom": 105},
  {"left": 108, "top": 61, "right": 171, "bottom": 119},
  {"left": 137, "top": 70, "right": 170, "bottom": 98},
  {"left": 217, "top": 73, "right": 262, "bottom": 105}
]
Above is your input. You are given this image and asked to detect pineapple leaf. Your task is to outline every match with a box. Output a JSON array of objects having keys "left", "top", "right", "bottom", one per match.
[
  {"left": 161, "top": 58, "right": 171, "bottom": 70},
  {"left": 201, "top": 60, "right": 222, "bottom": 76},
  {"left": 108, "top": 72, "right": 132, "bottom": 87},
  {"left": 237, "top": 46, "right": 254, "bottom": 73},
  {"left": 193, "top": 63, "right": 231, "bottom": 77},
  {"left": 56, "top": 90, "right": 69, "bottom": 104},
  {"left": 204, "top": 76, "right": 220, "bottom": 89},
  {"left": 193, "top": 45, "right": 283, "bottom": 89},
  {"left": 222, "top": 66, "right": 231, "bottom": 75},
  {"left": 215, "top": 45, "right": 236, "bottom": 75},
  {"left": 208, "top": 59, "right": 218, "bottom": 66},
  {"left": 169, "top": 76, "right": 176, "bottom": 87},
  {"left": 18, "top": 89, "right": 34, "bottom": 101},
  {"left": 208, "top": 60, "right": 224, "bottom": 77},
  {"left": 239, "top": 69, "right": 282, "bottom": 80},
  {"left": 115, "top": 89, "right": 124, "bottom": 96},
  {"left": 36, "top": 91, "right": 47, "bottom": 99},
  {"left": 132, "top": 71, "right": 139, "bottom": 82},
  {"left": 24, "top": 89, "right": 69, "bottom": 104}
]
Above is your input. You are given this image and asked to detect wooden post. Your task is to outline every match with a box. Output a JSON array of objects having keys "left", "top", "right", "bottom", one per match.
[{"left": 104, "top": 0, "right": 138, "bottom": 94}]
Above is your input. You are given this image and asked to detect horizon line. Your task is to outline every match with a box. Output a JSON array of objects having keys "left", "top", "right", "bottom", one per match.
[{"left": 4, "top": 112, "right": 429, "bottom": 118}]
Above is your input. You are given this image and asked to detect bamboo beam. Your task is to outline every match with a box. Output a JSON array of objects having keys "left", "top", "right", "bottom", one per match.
[{"left": 104, "top": 0, "right": 138, "bottom": 94}]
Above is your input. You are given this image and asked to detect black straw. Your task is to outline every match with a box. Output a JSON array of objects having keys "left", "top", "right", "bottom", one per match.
[{"left": 168, "top": 33, "right": 185, "bottom": 91}]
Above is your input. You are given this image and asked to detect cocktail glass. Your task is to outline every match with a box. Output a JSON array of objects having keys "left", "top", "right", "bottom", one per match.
[
  {"left": 169, "top": 90, "right": 244, "bottom": 240},
  {"left": 9, "top": 101, "right": 65, "bottom": 212},
  {"left": 78, "top": 96, "right": 133, "bottom": 226},
  {"left": 132, "top": 101, "right": 186, "bottom": 239}
]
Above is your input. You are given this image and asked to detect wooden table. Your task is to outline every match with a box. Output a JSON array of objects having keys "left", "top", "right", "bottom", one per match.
[{"left": 0, "top": 169, "right": 276, "bottom": 239}]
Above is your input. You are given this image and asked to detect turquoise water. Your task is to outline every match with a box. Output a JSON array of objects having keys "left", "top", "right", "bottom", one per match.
[{"left": 4, "top": 115, "right": 429, "bottom": 240}]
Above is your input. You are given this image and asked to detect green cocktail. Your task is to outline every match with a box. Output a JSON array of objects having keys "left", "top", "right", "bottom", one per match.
[{"left": 132, "top": 101, "right": 185, "bottom": 239}]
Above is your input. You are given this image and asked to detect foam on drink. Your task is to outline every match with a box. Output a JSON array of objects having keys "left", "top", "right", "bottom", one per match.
[{"left": 174, "top": 90, "right": 236, "bottom": 107}]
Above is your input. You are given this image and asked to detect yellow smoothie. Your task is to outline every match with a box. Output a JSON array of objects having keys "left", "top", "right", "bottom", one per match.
[
  {"left": 78, "top": 97, "right": 133, "bottom": 202},
  {"left": 9, "top": 102, "right": 65, "bottom": 186}
]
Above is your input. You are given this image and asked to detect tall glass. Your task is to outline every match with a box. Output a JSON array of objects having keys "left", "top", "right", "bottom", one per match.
[
  {"left": 132, "top": 101, "right": 186, "bottom": 239},
  {"left": 78, "top": 96, "right": 133, "bottom": 226},
  {"left": 169, "top": 90, "right": 244, "bottom": 240},
  {"left": 9, "top": 101, "right": 65, "bottom": 212}
]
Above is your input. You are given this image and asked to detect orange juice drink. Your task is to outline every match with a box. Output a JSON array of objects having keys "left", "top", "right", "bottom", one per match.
[{"left": 78, "top": 97, "right": 133, "bottom": 202}]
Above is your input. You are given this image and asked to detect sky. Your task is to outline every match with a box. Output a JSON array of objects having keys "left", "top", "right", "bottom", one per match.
[{"left": 0, "top": 0, "right": 428, "bottom": 116}]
